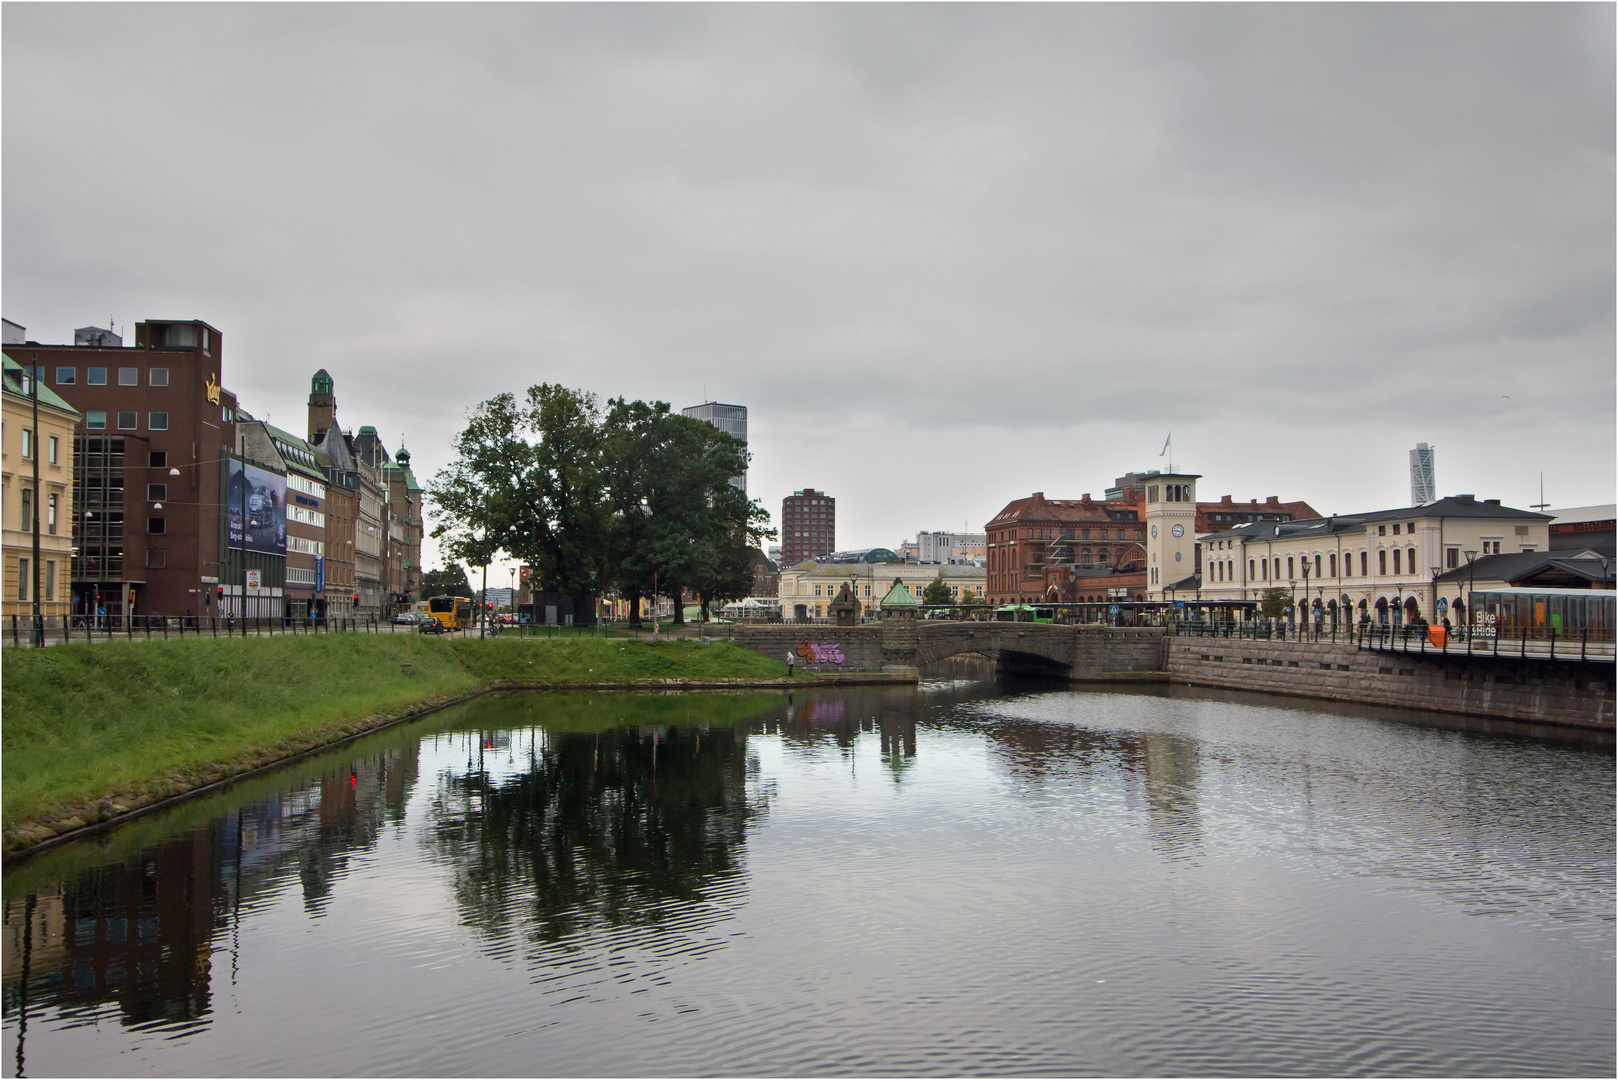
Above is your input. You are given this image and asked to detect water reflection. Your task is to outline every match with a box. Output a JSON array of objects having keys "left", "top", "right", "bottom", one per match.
[
  {"left": 421, "top": 721, "right": 760, "bottom": 953},
  {"left": 2, "top": 742, "right": 417, "bottom": 1065},
  {"left": 2, "top": 681, "right": 1611, "bottom": 1078}
]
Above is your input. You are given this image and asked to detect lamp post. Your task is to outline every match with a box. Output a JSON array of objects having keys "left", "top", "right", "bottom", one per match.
[
  {"left": 1300, "top": 557, "right": 1312, "bottom": 640},
  {"left": 1464, "top": 550, "right": 1478, "bottom": 639},
  {"left": 1430, "top": 565, "right": 1442, "bottom": 633}
]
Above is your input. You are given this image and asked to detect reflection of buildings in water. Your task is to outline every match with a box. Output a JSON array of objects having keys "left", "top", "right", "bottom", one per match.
[
  {"left": 1, "top": 744, "right": 419, "bottom": 1052},
  {"left": 981, "top": 719, "right": 1202, "bottom": 856},
  {"left": 878, "top": 715, "right": 917, "bottom": 782},
  {"left": 1133, "top": 731, "right": 1203, "bottom": 857},
  {"left": 423, "top": 724, "right": 762, "bottom": 962}
]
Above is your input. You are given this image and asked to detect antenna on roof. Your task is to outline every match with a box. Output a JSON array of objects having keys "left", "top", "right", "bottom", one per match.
[{"left": 1530, "top": 471, "right": 1548, "bottom": 511}]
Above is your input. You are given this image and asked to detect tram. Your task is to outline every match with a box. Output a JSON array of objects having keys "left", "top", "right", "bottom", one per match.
[{"left": 1469, "top": 588, "right": 1614, "bottom": 641}]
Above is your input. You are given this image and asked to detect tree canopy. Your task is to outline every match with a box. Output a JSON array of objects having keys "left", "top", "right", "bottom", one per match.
[
  {"left": 420, "top": 564, "right": 474, "bottom": 599},
  {"left": 429, "top": 384, "right": 774, "bottom": 623}
]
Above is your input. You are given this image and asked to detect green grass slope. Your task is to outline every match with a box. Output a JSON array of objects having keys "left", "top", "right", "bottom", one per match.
[{"left": 2, "top": 635, "right": 784, "bottom": 829}]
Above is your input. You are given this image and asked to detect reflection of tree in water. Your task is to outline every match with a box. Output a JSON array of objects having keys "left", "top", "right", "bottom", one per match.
[
  {"left": 422, "top": 724, "right": 763, "bottom": 957},
  {"left": 1, "top": 744, "right": 418, "bottom": 1061}
]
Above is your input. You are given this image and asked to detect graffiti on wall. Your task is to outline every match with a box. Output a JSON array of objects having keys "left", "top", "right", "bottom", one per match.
[{"left": 797, "top": 640, "right": 845, "bottom": 665}]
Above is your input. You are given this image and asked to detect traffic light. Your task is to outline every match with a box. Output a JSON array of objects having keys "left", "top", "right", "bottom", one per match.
[
  {"left": 216, "top": 585, "right": 224, "bottom": 604},
  {"left": 352, "top": 593, "right": 360, "bottom": 605},
  {"left": 127, "top": 589, "right": 136, "bottom": 608}
]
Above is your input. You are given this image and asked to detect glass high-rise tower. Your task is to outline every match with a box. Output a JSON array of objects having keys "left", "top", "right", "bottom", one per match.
[{"left": 681, "top": 401, "right": 747, "bottom": 493}]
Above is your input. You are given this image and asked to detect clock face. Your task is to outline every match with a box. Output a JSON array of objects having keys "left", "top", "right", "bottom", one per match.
[
  {"left": 1171, "top": 523, "right": 1185, "bottom": 538},
  {"left": 1150, "top": 525, "right": 1158, "bottom": 539}
]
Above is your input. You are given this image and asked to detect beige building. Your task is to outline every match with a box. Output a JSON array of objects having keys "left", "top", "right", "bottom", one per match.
[
  {"left": 778, "top": 558, "right": 985, "bottom": 620},
  {"left": 3, "top": 356, "right": 77, "bottom": 620},
  {"left": 1192, "top": 494, "right": 1552, "bottom": 625}
]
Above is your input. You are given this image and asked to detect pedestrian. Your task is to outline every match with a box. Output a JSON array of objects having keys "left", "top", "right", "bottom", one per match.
[{"left": 786, "top": 649, "right": 796, "bottom": 678}]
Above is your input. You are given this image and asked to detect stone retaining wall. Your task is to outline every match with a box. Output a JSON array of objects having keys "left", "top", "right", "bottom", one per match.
[{"left": 1164, "top": 637, "right": 1614, "bottom": 730}]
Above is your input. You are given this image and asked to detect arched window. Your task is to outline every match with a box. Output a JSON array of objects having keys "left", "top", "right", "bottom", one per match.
[
  {"left": 1314, "top": 555, "right": 1322, "bottom": 577},
  {"left": 1361, "top": 550, "right": 1368, "bottom": 576},
  {"left": 1329, "top": 552, "right": 1337, "bottom": 577},
  {"left": 1378, "top": 549, "right": 1387, "bottom": 575},
  {"left": 1287, "top": 556, "right": 1295, "bottom": 579},
  {"left": 1392, "top": 548, "right": 1401, "bottom": 575},
  {"left": 1408, "top": 547, "right": 1417, "bottom": 575},
  {"left": 1249, "top": 558, "right": 1256, "bottom": 578}
]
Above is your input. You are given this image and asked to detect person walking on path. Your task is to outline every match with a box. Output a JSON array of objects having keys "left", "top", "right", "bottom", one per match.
[{"left": 786, "top": 650, "right": 796, "bottom": 678}]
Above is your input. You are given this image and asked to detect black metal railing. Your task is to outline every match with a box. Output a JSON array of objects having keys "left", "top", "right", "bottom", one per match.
[{"left": 5, "top": 613, "right": 395, "bottom": 647}]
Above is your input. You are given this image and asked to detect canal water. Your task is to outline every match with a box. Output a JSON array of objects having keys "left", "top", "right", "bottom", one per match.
[{"left": 3, "top": 671, "right": 1613, "bottom": 1076}]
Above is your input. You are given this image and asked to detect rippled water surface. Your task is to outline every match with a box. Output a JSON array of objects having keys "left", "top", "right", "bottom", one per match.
[{"left": 4, "top": 675, "right": 1613, "bottom": 1076}]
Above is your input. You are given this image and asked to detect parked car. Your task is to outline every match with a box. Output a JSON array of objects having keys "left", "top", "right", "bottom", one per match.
[{"left": 391, "top": 612, "right": 419, "bottom": 625}]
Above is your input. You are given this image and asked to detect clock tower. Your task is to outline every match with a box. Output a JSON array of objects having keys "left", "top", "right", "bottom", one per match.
[{"left": 1144, "top": 470, "right": 1200, "bottom": 600}]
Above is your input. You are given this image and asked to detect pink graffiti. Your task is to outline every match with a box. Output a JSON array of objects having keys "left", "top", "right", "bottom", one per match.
[{"left": 796, "top": 640, "right": 845, "bottom": 665}]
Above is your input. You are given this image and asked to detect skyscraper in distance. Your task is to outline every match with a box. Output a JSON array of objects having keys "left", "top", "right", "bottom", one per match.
[
  {"left": 1410, "top": 443, "right": 1436, "bottom": 504},
  {"left": 681, "top": 401, "right": 747, "bottom": 493}
]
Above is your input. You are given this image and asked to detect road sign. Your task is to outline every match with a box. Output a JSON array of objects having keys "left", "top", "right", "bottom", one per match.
[{"left": 1109, "top": 605, "right": 1119, "bottom": 616}]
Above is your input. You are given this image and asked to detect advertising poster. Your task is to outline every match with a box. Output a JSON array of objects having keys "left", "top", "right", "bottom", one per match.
[{"left": 228, "top": 458, "right": 287, "bottom": 555}]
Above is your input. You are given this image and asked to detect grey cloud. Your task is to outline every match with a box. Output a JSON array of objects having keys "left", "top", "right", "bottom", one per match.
[{"left": 4, "top": 4, "right": 1610, "bottom": 557}]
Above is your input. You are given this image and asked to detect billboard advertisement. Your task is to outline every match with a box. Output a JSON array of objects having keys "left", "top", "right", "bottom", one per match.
[{"left": 228, "top": 458, "right": 287, "bottom": 555}]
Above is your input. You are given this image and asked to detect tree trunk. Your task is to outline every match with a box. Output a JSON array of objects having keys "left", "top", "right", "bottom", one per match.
[
  {"left": 699, "top": 590, "right": 711, "bottom": 623},
  {"left": 671, "top": 586, "right": 685, "bottom": 625},
  {"left": 627, "top": 588, "right": 642, "bottom": 628}
]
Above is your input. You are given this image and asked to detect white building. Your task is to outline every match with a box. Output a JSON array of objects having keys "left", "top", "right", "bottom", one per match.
[
  {"left": 1192, "top": 494, "right": 1552, "bottom": 625},
  {"left": 914, "top": 530, "right": 987, "bottom": 565},
  {"left": 778, "top": 557, "right": 985, "bottom": 620}
]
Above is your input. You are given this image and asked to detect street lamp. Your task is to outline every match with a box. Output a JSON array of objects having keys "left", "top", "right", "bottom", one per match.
[
  {"left": 1430, "top": 565, "right": 1443, "bottom": 632},
  {"left": 1464, "top": 550, "right": 1478, "bottom": 639},
  {"left": 1300, "top": 556, "right": 1312, "bottom": 639}
]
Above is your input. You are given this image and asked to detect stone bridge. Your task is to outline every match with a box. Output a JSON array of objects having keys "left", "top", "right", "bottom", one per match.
[{"left": 727, "top": 621, "right": 1167, "bottom": 679}]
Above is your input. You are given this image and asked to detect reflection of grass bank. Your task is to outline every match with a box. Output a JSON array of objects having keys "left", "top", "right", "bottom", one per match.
[
  {"left": 2, "top": 635, "right": 783, "bottom": 841},
  {"left": 3, "top": 688, "right": 782, "bottom": 891}
]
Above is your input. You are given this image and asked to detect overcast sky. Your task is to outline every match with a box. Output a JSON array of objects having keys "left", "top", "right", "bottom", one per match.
[{"left": 5, "top": 4, "right": 1613, "bottom": 574}]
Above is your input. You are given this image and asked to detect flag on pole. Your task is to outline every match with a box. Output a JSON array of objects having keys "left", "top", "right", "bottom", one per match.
[{"left": 1160, "top": 433, "right": 1171, "bottom": 457}]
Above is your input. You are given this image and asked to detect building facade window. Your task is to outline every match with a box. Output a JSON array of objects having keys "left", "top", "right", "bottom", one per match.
[
  {"left": 149, "top": 451, "right": 167, "bottom": 468},
  {"left": 17, "top": 557, "right": 28, "bottom": 601},
  {"left": 47, "top": 493, "right": 57, "bottom": 534},
  {"left": 147, "top": 484, "right": 167, "bottom": 501},
  {"left": 20, "top": 488, "right": 32, "bottom": 530},
  {"left": 147, "top": 517, "right": 166, "bottom": 534},
  {"left": 1379, "top": 549, "right": 1387, "bottom": 575},
  {"left": 146, "top": 550, "right": 166, "bottom": 568},
  {"left": 86, "top": 410, "right": 106, "bottom": 430},
  {"left": 1408, "top": 547, "right": 1417, "bottom": 573},
  {"left": 1392, "top": 549, "right": 1401, "bottom": 575},
  {"left": 44, "top": 560, "right": 55, "bottom": 601},
  {"left": 1287, "top": 556, "right": 1295, "bottom": 579},
  {"left": 87, "top": 367, "right": 107, "bottom": 385},
  {"left": 1314, "top": 555, "right": 1322, "bottom": 577},
  {"left": 117, "top": 411, "right": 137, "bottom": 430},
  {"left": 148, "top": 411, "right": 169, "bottom": 430},
  {"left": 1329, "top": 553, "right": 1337, "bottom": 577},
  {"left": 1447, "top": 548, "right": 1459, "bottom": 569},
  {"left": 55, "top": 366, "right": 75, "bottom": 385},
  {"left": 48, "top": 436, "right": 58, "bottom": 464},
  {"left": 118, "top": 367, "right": 139, "bottom": 386},
  {"left": 150, "top": 367, "right": 169, "bottom": 387},
  {"left": 1361, "top": 551, "right": 1368, "bottom": 576}
]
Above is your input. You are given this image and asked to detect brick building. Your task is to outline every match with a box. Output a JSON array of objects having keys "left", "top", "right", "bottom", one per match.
[
  {"left": 781, "top": 489, "right": 835, "bottom": 565},
  {"left": 986, "top": 472, "right": 1321, "bottom": 607},
  {"left": 986, "top": 492, "right": 1146, "bottom": 606},
  {"left": 4, "top": 319, "right": 251, "bottom": 621}
]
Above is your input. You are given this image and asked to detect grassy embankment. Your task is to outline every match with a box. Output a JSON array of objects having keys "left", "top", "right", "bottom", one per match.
[{"left": 1, "top": 634, "right": 783, "bottom": 837}]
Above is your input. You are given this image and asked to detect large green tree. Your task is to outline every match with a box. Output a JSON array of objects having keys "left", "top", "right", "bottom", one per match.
[
  {"left": 429, "top": 385, "right": 606, "bottom": 620},
  {"left": 430, "top": 387, "right": 772, "bottom": 627},
  {"left": 922, "top": 573, "right": 953, "bottom": 606}
]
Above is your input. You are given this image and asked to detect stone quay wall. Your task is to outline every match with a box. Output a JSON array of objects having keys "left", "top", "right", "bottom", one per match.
[
  {"left": 730, "top": 625, "right": 888, "bottom": 672},
  {"left": 729, "top": 622, "right": 1167, "bottom": 678},
  {"left": 1164, "top": 637, "right": 1615, "bottom": 730}
]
